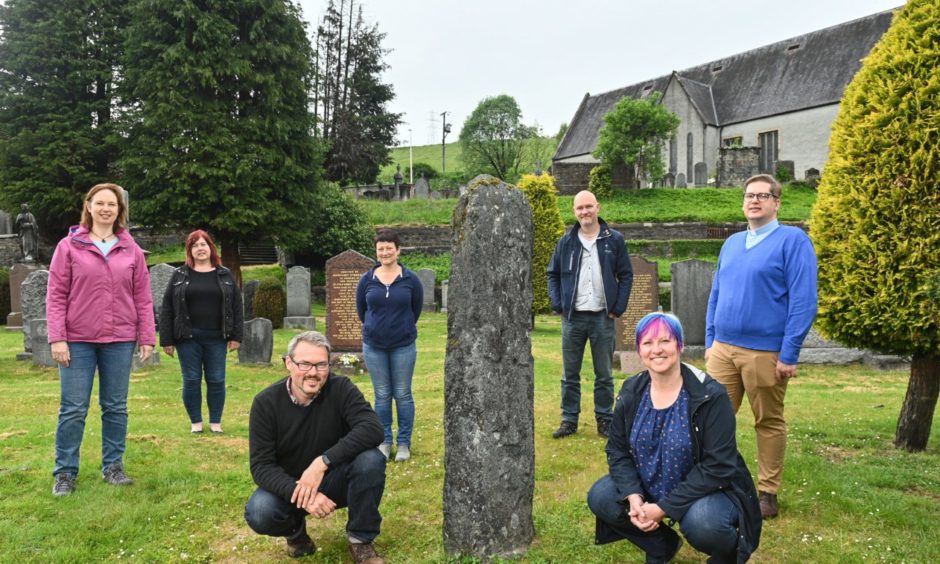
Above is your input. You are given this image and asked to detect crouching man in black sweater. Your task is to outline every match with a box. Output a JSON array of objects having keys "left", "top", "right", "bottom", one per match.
[{"left": 245, "top": 331, "right": 386, "bottom": 563}]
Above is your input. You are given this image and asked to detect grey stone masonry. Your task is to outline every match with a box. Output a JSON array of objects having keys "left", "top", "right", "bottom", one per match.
[
  {"left": 21, "top": 269, "right": 48, "bottom": 352},
  {"left": 29, "top": 318, "right": 54, "bottom": 367},
  {"left": 417, "top": 268, "right": 436, "bottom": 312},
  {"left": 239, "top": 318, "right": 273, "bottom": 365},
  {"left": 440, "top": 279, "right": 449, "bottom": 313},
  {"left": 413, "top": 175, "right": 430, "bottom": 199},
  {"left": 443, "top": 175, "right": 535, "bottom": 559},
  {"left": 149, "top": 263, "right": 176, "bottom": 324},
  {"left": 670, "top": 260, "right": 715, "bottom": 346}
]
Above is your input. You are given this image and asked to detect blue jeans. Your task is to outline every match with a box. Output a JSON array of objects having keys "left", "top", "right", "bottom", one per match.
[
  {"left": 363, "top": 342, "right": 416, "bottom": 446},
  {"left": 561, "top": 311, "right": 615, "bottom": 423},
  {"left": 244, "top": 448, "right": 386, "bottom": 543},
  {"left": 588, "top": 475, "right": 740, "bottom": 563},
  {"left": 54, "top": 341, "right": 136, "bottom": 476},
  {"left": 176, "top": 328, "right": 228, "bottom": 424}
]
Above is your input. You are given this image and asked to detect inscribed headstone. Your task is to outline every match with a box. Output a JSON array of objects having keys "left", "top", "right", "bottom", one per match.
[
  {"left": 417, "top": 268, "right": 436, "bottom": 312},
  {"left": 149, "top": 263, "right": 176, "bottom": 324},
  {"left": 21, "top": 269, "right": 48, "bottom": 352},
  {"left": 286, "top": 266, "right": 312, "bottom": 316},
  {"left": 7, "top": 262, "right": 40, "bottom": 327},
  {"left": 238, "top": 317, "right": 273, "bottom": 364},
  {"left": 30, "top": 318, "right": 55, "bottom": 367},
  {"left": 669, "top": 259, "right": 715, "bottom": 346},
  {"left": 443, "top": 175, "right": 535, "bottom": 559},
  {"left": 413, "top": 176, "right": 430, "bottom": 199},
  {"left": 615, "top": 257, "right": 659, "bottom": 352},
  {"left": 325, "top": 250, "right": 374, "bottom": 352}
]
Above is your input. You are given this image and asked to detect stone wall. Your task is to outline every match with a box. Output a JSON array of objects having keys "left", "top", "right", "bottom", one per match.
[
  {"left": 716, "top": 146, "right": 761, "bottom": 187},
  {"left": 552, "top": 161, "right": 595, "bottom": 195}
]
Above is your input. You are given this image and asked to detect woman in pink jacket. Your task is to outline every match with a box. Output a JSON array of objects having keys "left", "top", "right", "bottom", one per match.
[{"left": 47, "top": 183, "right": 156, "bottom": 497}]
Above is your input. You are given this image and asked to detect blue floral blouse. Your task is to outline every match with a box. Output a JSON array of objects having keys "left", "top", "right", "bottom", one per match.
[{"left": 629, "top": 384, "right": 694, "bottom": 502}]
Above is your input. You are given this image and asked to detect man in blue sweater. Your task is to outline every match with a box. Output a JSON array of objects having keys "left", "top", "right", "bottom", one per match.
[{"left": 705, "top": 174, "right": 817, "bottom": 520}]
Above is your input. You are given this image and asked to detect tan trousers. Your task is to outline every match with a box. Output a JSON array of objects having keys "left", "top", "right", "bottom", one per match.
[{"left": 706, "top": 340, "right": 788, "bottom": 493}]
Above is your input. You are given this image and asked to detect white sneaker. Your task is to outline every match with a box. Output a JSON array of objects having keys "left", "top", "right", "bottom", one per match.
[
  {"left": 394, "top": 445, "right": 410, "bottom": 462},
  {"left": 378, "top": 443, "right": 391, "bottom": 459}
]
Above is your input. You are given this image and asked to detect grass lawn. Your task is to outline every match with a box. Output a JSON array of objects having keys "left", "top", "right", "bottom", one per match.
[{"left": 1, "top": 312, "right": 937, "bottom": 562}]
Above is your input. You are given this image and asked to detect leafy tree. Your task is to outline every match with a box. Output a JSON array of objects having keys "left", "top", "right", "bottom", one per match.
[
  {"left": 410, "top": 162, "right": 438, "bottom": 180},
  {"left": 588, "top": 163, "right": 613, "bottom": 199},
  {"left": 459, "top": 94, "right": 537, "bottom": 182},
  {"left": 593, "top": 92, "right": 680, "bottom": 188},
  {"left": 303, "top": 182, "right": 374, "bottom": 266},
  {"left": 0, "top": 0, "right": 128, "bottom": 240},
  {"left": 314, "top": 0, "right": 400, "bottom": 185},
  {"left": 517, "top": 174, "right": 564, "bottom": 316},
  {"left": 120, "top": 0, "right": 322, "bottom": 285},
  {"left": 809, "top": 0, "right": 939, "bottom": 451}
]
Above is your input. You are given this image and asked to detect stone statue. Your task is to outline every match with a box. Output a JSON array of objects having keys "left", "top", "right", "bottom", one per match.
[{"left": 14, "top": 203, "right": 39, "bottom": 262}]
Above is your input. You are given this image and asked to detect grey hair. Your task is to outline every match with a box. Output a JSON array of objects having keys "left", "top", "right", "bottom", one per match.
[{"left": 286, "top": 331, "right": 332, "bottom": 357}]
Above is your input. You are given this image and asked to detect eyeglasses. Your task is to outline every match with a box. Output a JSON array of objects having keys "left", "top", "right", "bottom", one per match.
[
  {"left": 289, "top": 357, "right": 330, "bottom": 372},
  {"left": 743, "top": 192, "right": 777, "bottom": 202}
]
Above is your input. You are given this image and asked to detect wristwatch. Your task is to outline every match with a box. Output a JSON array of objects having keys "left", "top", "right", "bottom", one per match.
[{"left": 321, "top": 453, "right": 332, "bottom": 468}]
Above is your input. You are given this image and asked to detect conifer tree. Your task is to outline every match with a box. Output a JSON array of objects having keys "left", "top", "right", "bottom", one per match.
[{"left": 517, "top": 174, "right": 565, "bottom": 316}]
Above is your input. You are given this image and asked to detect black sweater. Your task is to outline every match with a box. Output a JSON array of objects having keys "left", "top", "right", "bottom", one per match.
[{"left": 248, "top": 374, "right": 383, "bottom": 501}]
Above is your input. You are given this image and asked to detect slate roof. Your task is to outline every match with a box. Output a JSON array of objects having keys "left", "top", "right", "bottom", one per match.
[{"left": 554, "top": 9, "right": 896, "bottom": 160}]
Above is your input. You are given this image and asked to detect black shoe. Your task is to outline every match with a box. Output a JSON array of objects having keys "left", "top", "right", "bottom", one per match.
[
  {"left": 52, "top": 473, "right": 76, "bottom": 497},
  {"left": 645, "top": 535, "right": 683, "bottom": 564},
  {"left": 286, "top": 526, "right": 316, "bottom": 558},
  {"left": 552, "top": 421, "right": 577, "bottom": 439},
  {"left": 597, "top": 419, "right": 611, "bottom": 438},
  {"left": 102, "top": 462, "right": 133, "bottom": 486},
  {"left": 759, "top": 490, "right": 779, "bottom": 518}
]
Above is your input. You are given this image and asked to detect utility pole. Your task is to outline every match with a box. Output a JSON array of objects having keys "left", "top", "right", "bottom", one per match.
[
  {"left": 441, "top": 111, "right": 452, "bottom": 175},
  {"left": 409, "top": 128, "right": 414, "bottom": 184}
]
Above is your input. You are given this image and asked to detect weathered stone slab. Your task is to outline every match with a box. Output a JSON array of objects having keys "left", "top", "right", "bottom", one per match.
[
  {"left": 149, "top": 263, "right": 176, "bottom": 324},
  {"left": 440, "top": 279, "right": 449, "bottom": 313},
  {"left": 417, "top": 268, "right": 436, "bottom": 312},
  {"left": 29, "top": 318, "right": 55, "bottom": 367},
  {"left": 694, "top": 162, "right": 708, "bottom": 186},
  {"left": 21, "top": 269, "right": 48, "bottom": 352},
  {"left": 283, "top": 316, "right": 317, "bottom": 330},
  {"left": 238, "top": 318, "right": 273, "bottom": 364},
  {"left": 413, "top": 175, "right": 430, "bottom": 199},
  {"left": 243, "top": 279, "right": 259, "bottom": 321},
  {"left": 615, "top": 257, "right": 659, "bottom": 352},
  {"left": 670, "top": 260, "right": 715, "bottom": 346},
  {"left": 286, "top": 266, "right": 312, "bottom": 317},
  {"left": 675, "top": 173, "right": 687, "bottom": 188},
  {"left": 7, "top": 263, "right": 40, "bottom": 328},
  {"left": 443, "top": 175, "right": 534, "bottom": 559},
  {"left": 325, "top": 250, "right": 373, "bottom": 352}
]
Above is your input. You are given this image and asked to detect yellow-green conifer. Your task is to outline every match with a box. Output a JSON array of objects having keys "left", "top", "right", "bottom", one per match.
[{"left": 517, "top": 174, "right": 565, "bottom": 315}]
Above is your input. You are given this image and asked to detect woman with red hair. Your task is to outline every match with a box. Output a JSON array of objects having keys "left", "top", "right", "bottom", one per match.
[{"left": 160, "top": 230, "right": 243, "bottom": 433}]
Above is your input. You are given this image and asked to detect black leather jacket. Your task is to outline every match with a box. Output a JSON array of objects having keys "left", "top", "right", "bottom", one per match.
[{"left": 158, "top": 265, "right": 243, "bottom": 346}]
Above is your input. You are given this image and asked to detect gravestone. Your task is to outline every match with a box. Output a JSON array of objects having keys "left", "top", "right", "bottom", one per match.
[
  {"left": 0, "top": 209, "right": 10, "bottom": 234},
  {"left": 443, "top": 175, "right": 535, "bottom": 559},
  {"left": 131, "top": 343, "right": 161, "bottom": 371},
  {"left": 663, "top": 172, "right": 675, "bottom": 188},
  {"left": 694, "top": 162, "right": 708, "bottom": 186},
  {"left": 417, "top": 268, "right": 436, "bottom": 312},
  {"left": 238, "top": 317, "right": 273, "bottom": 364},
  {"left": 675, "top": 173, "right": 687, "bottom": 188},
  {"left": 399, "top": 184, "right": 411, "bottom": 201},
  {"left": 29, "top": 318, "right": 55, "bottom": 367},
  {"left": 615, "top": 257, "right": 659, "bottom": 374},
  {"left": 149, "top": 263, "right": 176, "bottom": 324},
  {"left": 284, "top": 266, "right": 316, "bottom": 329},
  {"left": 20, "top": 269, "right": 48, "bottom": 353},
  {"left": 413, "top": 175, "right": 430, "bottom": 199},
  {"left": 805, "top": 168, "right": 821, "bottom": 187},
  {"left": 243, "top": 279, "right": 260, "bottom": 321},
  {"left": 440, "top": 279, "right": 449, "bottom": 313},
  {"left": 7, "top": 262, "right": 41, "bottom": 328},
  {"left": 670, "top": 260, "right": 715, "bottom": 350},
  {"left": 429, "top": 190, "right": 443, "bottom": 200},
  {"left": 325, "top": 250, "right": 374, "bottom": 353}
]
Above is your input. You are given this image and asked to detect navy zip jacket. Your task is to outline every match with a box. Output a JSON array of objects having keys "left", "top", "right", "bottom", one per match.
[
  {"left": 547, "top": 218, "right": 633, "bottom": 320},
  {"left": 598, "top": 363, "right": 762, "bottom": 562},
  {"left": 356, "top": 264, "right": 423, "bottom": 350}
]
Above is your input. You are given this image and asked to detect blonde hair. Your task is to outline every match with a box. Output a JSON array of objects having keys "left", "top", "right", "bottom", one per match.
[{"left": 80, "top": 183, "right": 128, "bottom": 230}]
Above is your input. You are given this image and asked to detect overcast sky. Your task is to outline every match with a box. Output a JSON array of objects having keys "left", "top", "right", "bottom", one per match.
[{"left": 297, "top": 0, "right": 903, "bottom": 145}]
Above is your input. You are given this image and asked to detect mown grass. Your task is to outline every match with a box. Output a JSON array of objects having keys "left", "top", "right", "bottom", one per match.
[{"left": 1, "top": 313, "right": 937, "bottom": 563}]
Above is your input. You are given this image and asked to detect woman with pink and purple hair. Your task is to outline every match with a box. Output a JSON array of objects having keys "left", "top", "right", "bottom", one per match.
[{"left": 587, "top": 312, "right": 762, "bottom": 562}]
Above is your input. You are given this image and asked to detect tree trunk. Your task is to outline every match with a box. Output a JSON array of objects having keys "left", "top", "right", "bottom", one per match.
[
  {"left": 217, "top": 233, "right": 243, "bottom": 288},
  {"left": 893, "top": 352, "right": 939, "bottom": 451}
]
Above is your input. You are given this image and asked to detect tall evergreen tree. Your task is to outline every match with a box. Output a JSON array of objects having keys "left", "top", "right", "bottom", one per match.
[
  {"left": 120, "top": 0, "right": 321, "bottom": 284},
  {"left": 0, "top": 0, "right": 128, "bottom": 239}
]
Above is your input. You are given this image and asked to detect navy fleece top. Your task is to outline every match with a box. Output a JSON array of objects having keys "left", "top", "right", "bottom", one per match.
[{"left": 356, "top": 264, "right": 423, "bottom": 350}]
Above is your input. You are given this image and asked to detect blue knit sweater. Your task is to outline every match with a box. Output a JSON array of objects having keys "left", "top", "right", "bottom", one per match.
[{"left": 705, "top": 225, "right": 818, "bottom": 364}]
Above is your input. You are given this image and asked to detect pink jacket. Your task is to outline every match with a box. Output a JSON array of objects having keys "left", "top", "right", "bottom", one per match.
[{"left": 47, "top": 225, "right": 156, "bottom": 345}]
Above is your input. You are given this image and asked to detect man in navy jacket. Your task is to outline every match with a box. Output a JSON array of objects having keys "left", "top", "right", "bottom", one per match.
[{"left": 548, "top": 190, "right": 633, "bottom": 439}]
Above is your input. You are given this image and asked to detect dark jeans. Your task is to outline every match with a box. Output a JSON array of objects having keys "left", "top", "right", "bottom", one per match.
[
  {"left": 244, "top": 448, "right": 386, "bottom": 543},
  {"left": 176, "top": 328, "right": 227, "bottom": 424},
  {"left": 588, "top": 475, "right": 740, "bottom": 563},
  {"left": 561, "top": 310, "right": 615, "bottom": 423}
]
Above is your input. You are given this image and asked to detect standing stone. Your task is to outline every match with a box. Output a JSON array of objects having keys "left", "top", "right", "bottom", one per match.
[
  {"left": 615, "top": 257, "right": 659, "bottom": 373},
  {"left": 21, "top": 269, "right": 49, "bottom": 353},
  {"left": 694, "top": 162, "right": 708, "bottom": 186},
  {"left": 670, "top": 259, "right": 715, "bottom": 348},
  {"left": 243, "top": 279, "right": 260, "bottom": 321},
  {"left": 7, "top": 262, "right": 41, "bottom": 328},
  {"left": 413, "top": 175, "right": 430, "bottom": 199},
  {"left": 675, "top": 173, "right": 687, "bottom": 188},
  {"left": 238, "top": 318, "right": 273, "bottom": 364},
  {"left": 30, "top": 318, "right": 55, "bottom": 367},
  {"left": 417, "top": 268, "right": 436, "bottom": 312},
  {"left": 443, "top": 175, "right": 534, "bottom": 559},
  {"left": 149, "top": 263, "right": 177, "bottom": 324},
  {"left": 284, "top": 266, "right": 316, "bottom": 329},
  {"left": 325, "top": 250, "right": 374, "bottom": 352},
  {"left": 440, "top": 279, "right": 449, "bottom": 313}
]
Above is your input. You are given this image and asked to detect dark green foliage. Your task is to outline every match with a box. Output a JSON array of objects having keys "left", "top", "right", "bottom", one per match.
[
  {"left": 119, "top": 0, "right": 321, "bottom": 284},
  {"left": 627, "top": 240, "right": 725, "bottom": 258},
  {"left": 0, "top": 0, "right": 127, "bottom": 239},
  {"left": 554, "top": 123, "right": 568, "bottom": 143},
  {"left": 588, "top": 163, "right": 612, "bottom": 199},
  {"left": 0, "top": 267, "right": 10, "bottom": 323},
  {"left": 292, "top": 182, "right": 374, "bottom": 268},
  {"left": 518, "top": 174, "right": 565, "bottom": 314},
  {"left": 410, "top": 162, "right": 438, "bottom": 180},
  {"left": 459, "top": 94, "right": 538, "bottom": 181},
  {"left": 593, "top": 92, "right": 680, "bottom": 187},
  {"left": 775, "top": 164, "right": 794, "bottom": 183},
  {"left": 253, "top": 277, "right": 286, "bottom": 329}
]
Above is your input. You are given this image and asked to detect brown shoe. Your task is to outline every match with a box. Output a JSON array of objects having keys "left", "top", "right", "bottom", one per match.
[
  {"left": 759, "top": 491, "right": 779, "bottom": 519},
  {"left": 349, "top": 541, "right": 384, "bottom": 564},
  {"left": 286, "top": 526, "right": 316, "bottom": 558}
]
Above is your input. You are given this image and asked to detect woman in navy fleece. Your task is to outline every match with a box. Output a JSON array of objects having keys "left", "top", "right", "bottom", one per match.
[{"left": 356, "top": 229, "right": 423, "bottom": 462}]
